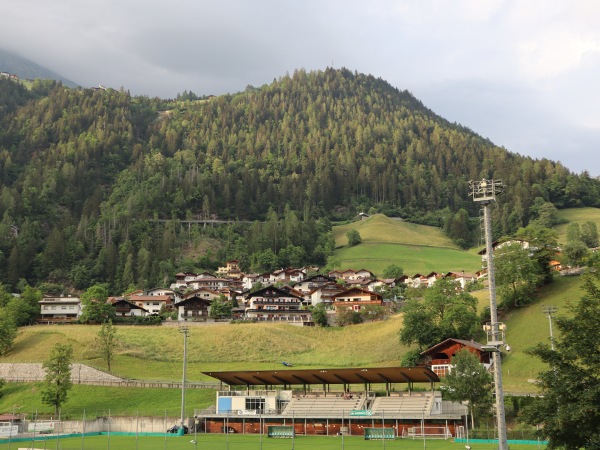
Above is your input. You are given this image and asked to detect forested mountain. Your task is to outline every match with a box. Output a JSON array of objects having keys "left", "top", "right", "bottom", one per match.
[{"left": 1, "top": 68, "right": 599, "bottom": 292}]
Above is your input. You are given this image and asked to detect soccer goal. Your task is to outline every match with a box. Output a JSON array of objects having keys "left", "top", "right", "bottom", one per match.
[{"left": 403, "top": 426, "right": 452, "bottom": 440}]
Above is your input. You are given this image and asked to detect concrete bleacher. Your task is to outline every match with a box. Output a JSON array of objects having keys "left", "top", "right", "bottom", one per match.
[
  {"left": 282, "top": 394, "right": 366, "bottom": 417},
  {"left": 369, "top": 393, "right": 433, "bottom": 417}
]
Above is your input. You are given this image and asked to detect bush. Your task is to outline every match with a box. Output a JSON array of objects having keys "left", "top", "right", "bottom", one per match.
[
  {"left": 112, "top": 316, "right": 163, "bottom": 325},
  {"left": 346, "top": 229, "right": 362, "bottom": 247}
]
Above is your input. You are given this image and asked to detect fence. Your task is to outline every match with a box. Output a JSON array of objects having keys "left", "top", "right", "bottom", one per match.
[{"left": 0, "top": 409, "right": 547, "bottom": 450}]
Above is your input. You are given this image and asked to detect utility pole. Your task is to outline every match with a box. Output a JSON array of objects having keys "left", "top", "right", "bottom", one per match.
[
  {"left": 542, "top": 305, "right": 557, "bottom": 350},
  {"left": 180, "top": 325, "right": 189, "bottom": 433},
  {"left": 469, "top": 178, "right": 508, "bottom": 450}
]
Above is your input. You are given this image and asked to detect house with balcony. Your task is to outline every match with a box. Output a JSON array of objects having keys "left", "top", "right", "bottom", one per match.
[
  {"left": 292, "top": 274, "right": 336, "bottom": 294},
  {"left": 38, "top": 296, "right": 82, "bottom": 323},
  {"left": 331, "top": 287, "right": 383, "bottom": 312},
  {"left": 419, "top": 338, "right": 491, "bottom": 378},
  {"left": 110, "top": 298, "right": 148, "bottom": 317},
  {"left": 174, "top": 295, "right": 212, "bottom": 322},
  {"left": 216, "top": 259, "right": 243, "bottom": 279},
  {"left": 244, "top": 286, "right": 311, "bottom": 324}
]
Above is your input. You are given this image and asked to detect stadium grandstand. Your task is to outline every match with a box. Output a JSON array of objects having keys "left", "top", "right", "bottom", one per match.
[{"left": 194, "top": 367, "right": 468, "bottom": 439}]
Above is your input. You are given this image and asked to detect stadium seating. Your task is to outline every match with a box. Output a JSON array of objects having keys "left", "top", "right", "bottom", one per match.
[{"left": 281, "top": 393, "right": 366, "bottom": 417}]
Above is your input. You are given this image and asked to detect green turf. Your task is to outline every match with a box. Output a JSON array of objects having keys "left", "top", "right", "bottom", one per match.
[{"left": 0, "top": 433, "right": 546, "bottom": 450}]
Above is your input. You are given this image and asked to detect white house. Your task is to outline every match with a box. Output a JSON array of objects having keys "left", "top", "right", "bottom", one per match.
[{"left": 39, "top": 296, "right": 81, "bottom": 322}]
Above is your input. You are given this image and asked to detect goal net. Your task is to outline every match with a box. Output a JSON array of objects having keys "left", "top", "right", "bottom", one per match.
[{"left": 403, "top": 426, "right": 452, "bottom": 439}]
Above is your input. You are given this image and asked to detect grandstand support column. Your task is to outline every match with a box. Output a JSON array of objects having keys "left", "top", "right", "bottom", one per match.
[{"left": 469, "top": 179, "right": 508, "bottom": 450}]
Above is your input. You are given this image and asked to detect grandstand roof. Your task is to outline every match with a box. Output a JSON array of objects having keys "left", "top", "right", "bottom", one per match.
[{"left": 203, "top": 366, "right": 439, "bottom": 387}]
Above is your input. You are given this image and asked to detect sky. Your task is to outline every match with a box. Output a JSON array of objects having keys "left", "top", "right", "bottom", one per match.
[{"left": 2, "top": 0, "right": 599, "bottom": 176}]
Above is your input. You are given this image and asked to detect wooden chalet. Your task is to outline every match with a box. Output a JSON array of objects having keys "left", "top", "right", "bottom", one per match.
[
  {"left": 174, "top": 295, "right": 212, "bottom": 321},
  {"left": 110, "top": 298, "right": 148, "bottom": 316},
  {"left": 419, "top": 338, "right": 492, "bottom": 378}
]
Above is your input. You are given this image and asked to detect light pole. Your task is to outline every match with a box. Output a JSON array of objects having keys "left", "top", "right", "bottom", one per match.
[
  {"left": 469, "top": 178, "right": 508, "bottom": 450},
  {"left": 180, "top": 325, "right": 189, "bottom": 433},
  {"left": 542, "top": 305, "right": 557, "bottom": 350}
]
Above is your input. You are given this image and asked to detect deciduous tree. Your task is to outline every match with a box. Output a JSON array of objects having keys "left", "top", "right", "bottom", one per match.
[
  {"left": 399, "top": 278, "right": 478, "bottom": 350},
  {"left": 0, "top": 316, "right": 17, "bottom": 356},
  {"left": 442, "top": 349, "right": 493, "bottom": 429},
  {"left": 41, "top": 343, "right": 74, "bottom": 415},
  {"left": 95, "top": 320, "right": 118, "bottom": 373},
  {"left": 346, "top": 229, "right": 362, "bottom": 247}
]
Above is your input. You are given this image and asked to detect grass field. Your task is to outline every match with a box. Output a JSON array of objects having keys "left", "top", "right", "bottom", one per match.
[
  {"left": 332, "top": 214, "right": 481, "bottom": 275},
  {"left": 554, "top": 206, "right": 600, "bottom": 245},
  {"left": 0, "top": 383, "right": 215, "bottom": 418},
  {"left": 0, "top": 433, "right": 546, "bottom": 450}
]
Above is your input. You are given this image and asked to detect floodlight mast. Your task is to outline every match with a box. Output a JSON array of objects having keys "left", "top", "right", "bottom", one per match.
[
  {"left": 469, "top": 179, "right": 508, "bottom": 450},
  {"left": 180, "top": 326, "right": 190, "bottom": 432}
]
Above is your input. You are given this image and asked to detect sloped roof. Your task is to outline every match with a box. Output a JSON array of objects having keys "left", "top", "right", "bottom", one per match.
[
  {"left": 420, "top": 338, "right": 486, "bottom": 356},
  {"left": 203, "top": 366, "right": 439, "bottom": 386}
]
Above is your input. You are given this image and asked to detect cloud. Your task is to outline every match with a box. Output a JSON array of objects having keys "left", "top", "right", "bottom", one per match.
[{"left": 0, "top": 0, "right": 598, "bottom": 175}]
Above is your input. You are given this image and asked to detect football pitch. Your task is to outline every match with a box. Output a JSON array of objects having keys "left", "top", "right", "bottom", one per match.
[{"left": 0, "top": 433, "right": 546, "bottom": 450}]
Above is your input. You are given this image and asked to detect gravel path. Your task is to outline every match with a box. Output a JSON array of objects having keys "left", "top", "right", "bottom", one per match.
[{"left": 0, "top": 363, "right": 123, "bottom": 382}]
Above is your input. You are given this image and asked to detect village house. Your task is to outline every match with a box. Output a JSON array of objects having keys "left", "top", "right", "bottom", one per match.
[
  {"left": 270, "top": 268, "right": 306, "bottom": 284},
  {"left": 443, "top": 271, "right": 477, "bottom": 289},
  {"left": 174, "top": 293, "right": 212, "bottom": 322},
  {"left": 419, "top": 338, "right": 492, "bottom": 378},
  {"left": 129, "top": 294, "right": 172, "bottom": 315},
  {"left": 185, "top": 275, "right": 231, "bottom": 291},
  {"left": 38, "top": 295, "right": 82, "bottom": 323},
  {"left": 328, "top": 268, "right": 376, "bottom": 281},
  {"left": 216, "top": 259, "right": 242, "bottom": 279},
  {"left": 331, "top": 287, "right": 383, "bottom": 312},
  {"left": 292, "top": 274, "right": 337, "bottom": 294},
  {"left": 304, "top": 282, "right": 346, "bottom": 308},
  {"left": 171, "top": 272, "right": 200, "bottom": 290},
  {"left": 109, "top": 298, "right": 148, "bottom": 317},
  {"left": 244, "top": 286, "right": 311, "bottom": 324},
  {"left": 241, "top": 273, "right": 260, "bottom": 290}
]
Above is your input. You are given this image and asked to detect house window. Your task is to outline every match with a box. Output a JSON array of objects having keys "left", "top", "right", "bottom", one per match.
[
  {"left": 62, "top": 306, "right": 67, "bottom": 310},
  {"left": 51, "top": 306, "right": 56, "bottom": 310}
]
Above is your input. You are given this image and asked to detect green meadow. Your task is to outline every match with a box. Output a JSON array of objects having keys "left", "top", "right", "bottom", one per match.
[
  {"left": 332, "top": 214, "right": 481, "bottom": 275},
  {"left": 554, "top": 206, "right": 600, "bottom": 245}
]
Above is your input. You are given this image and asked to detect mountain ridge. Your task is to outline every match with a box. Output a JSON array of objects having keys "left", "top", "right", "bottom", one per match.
[
  {"left": 0, "top": 67, "right": 599, "bottom": 292},
  {"left": 0, "top": 48, "right": 79, "bottom": 88}
]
